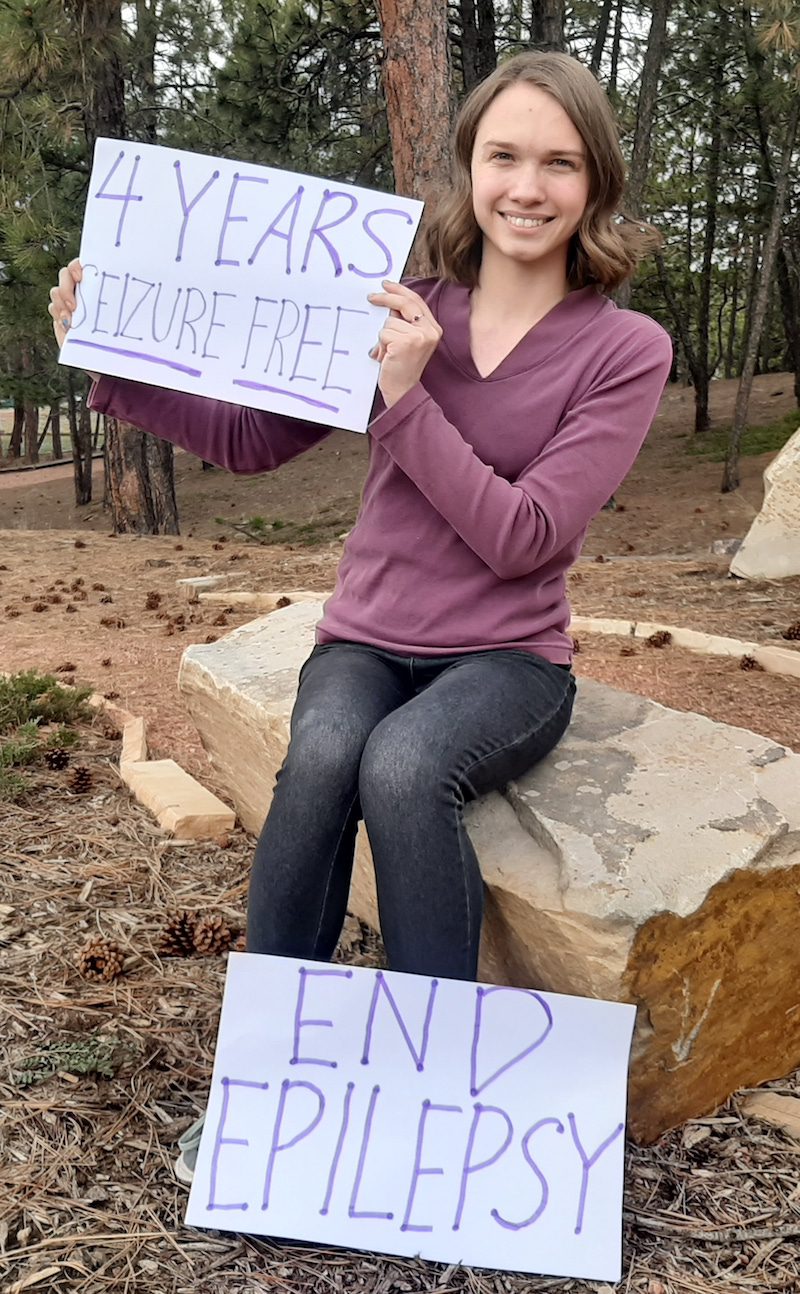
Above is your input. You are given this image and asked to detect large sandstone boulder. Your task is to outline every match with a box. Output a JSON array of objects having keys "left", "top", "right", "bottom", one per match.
[
  {"left": 179, "top": 603, "right": 800, "bottom": 1143},
  {"left": 730, "top": 425, "right": 800, "bottom": 579}
]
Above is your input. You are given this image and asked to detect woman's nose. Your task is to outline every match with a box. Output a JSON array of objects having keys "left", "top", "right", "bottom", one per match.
[{"left": 508, "top": 163, "right": 547, "bottom": 204}]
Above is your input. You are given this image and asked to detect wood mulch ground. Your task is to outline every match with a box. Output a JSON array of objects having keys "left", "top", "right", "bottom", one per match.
[
  {"left": 2, "top": 734, "right": 800, "bottom": 1294},
  {"left": 1, "top": 372, "right": 799, "bottom": 1293}
]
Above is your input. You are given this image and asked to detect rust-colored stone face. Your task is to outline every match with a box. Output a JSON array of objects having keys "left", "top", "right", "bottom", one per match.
[
  {"left": 180, "top": 602, "right": 800, "bottom": 1145},
  {"left": 623, "top": 850, "right": 800, "bottom": 1144}
]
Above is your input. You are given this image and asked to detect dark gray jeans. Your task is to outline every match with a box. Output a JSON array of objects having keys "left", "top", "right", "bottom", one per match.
[{"left": 246, "top": 641, "right": 575, "bottom": 980}]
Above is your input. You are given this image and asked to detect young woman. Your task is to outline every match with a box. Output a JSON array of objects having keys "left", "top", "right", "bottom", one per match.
[{"left": 50, "top": 52, "right": 672, "bottom": 1180}]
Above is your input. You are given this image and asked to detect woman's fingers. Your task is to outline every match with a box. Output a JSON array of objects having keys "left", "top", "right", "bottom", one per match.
[
  {"left": 48, "top": 260, "right": 83, "bottom": 346},
  {"left": 367, "top": 280, "right": 441, "bottom": 333}
]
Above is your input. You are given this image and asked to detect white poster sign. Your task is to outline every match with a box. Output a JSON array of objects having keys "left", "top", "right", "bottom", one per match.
[
  {"left": 59, "top": 139, "right": 424, "bottom": 432},
  {"left": 185, "top": 954, "right": 636, "bottom": 1281}
]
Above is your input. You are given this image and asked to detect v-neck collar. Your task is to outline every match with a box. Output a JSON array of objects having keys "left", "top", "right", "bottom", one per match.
[{"left": 435, "top": 281, "right": 610, "bottom": 382}]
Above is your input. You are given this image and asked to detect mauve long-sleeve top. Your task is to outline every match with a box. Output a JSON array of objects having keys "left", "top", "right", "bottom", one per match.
[{"left": 89, "top": 278, "right": 673, "bottom": 664}]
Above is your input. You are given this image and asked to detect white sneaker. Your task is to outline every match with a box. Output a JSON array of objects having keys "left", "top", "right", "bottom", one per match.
[{"left": 175, "top": 1112, "right": 206, "bottom": 1184}]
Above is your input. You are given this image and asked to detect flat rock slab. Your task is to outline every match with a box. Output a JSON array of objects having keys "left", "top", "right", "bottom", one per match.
[
  {"left": 731, "top": 425, "right": 800, "bottom": 579},
  {"left": 179, "top": 603, "right": 800, "bottom": 1142}
]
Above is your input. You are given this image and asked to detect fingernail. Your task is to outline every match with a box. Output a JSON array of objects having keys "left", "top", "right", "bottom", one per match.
[{"left": 61, "top": 318, "right": 70, "bottom": 330}]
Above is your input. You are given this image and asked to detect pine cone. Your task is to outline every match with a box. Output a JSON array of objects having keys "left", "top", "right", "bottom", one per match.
[
  {"left": 78, "top": 936, "right": 124, "bottom": 982},
  {"left": 69, "top": 765, "right": 93, "bottom": 794},
  {"left": 740, "top": 654, "right": 762, "bottom": 671},
  {"left": 781, "top": 621, "right": 800, "bottom": 641},
  {"left": 45, "top": 747, "right": 70, "bottom": 770},
  {"left": 158, "top": 910, "right": 197, "bottom": 957},
  {"left": 193, "top": 914, "right": 233, "bottom": 956},
  {"left": 620, "top": 644, "right": 637, "bottom": 657},
  {"left": 646, "top": 630, "right": 672, "bottom": 649},
  {"left": 145, "top": 590, "right": 162, "bottom": 610}
]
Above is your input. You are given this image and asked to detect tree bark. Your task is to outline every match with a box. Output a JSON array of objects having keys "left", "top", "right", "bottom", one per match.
[
  {"left": 50, "top": 404, "right": 63, "bottom": 460},
  {"left": 722, "top": 97, "right": 800, "bottom": 492},
  {"left": 616, "top": 0, "right": 671, "bottom": 307},
  {"left": 67, "top": 371, "right": 94, "bottom": 506},
  {"left": 590, "top": 0, "right": 614, "bottom": 74},
  {"left": 695, "top": 17, "right": 725, "bottom": 433},
  {"left": 531, "top": 0, "right": 565, "bottom": 50},
  {"left": 374, "top": 0, "right": 452, "bottom": 274},
  {"left": 459, "top": 0, "right": 496, "bottom": 92},
  {"left": 9, "top": 404, "right": 23, "bottom": 458},
  {"left": 609, "top": 0, "right": 624, "bottom": 94},
  {"left": 67, "top": 0, "right": 178, "bottom": 534}
]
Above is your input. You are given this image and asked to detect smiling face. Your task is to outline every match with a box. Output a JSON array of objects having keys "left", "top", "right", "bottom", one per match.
[{"left": 470, "top": 82, "right": 591, "bottom": 284}]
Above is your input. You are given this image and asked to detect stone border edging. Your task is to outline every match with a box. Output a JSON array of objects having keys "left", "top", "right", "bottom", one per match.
[
  {"left": 87, "top": 693, "right": 235, "bottom": 840},
  {"left": 568, "top": 617, "right": 800, "bottom": 679}
]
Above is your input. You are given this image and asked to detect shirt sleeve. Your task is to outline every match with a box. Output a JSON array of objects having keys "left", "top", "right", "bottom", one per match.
[
  {"left": 368, "top": 330, "right": 673, "bottom": 580},
  {"left": 89, "top": 376, "right": 333, "bottom": 474}
]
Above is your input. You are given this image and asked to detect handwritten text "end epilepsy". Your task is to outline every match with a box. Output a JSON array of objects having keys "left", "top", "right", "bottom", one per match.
[{"left": 204, "top": 967, "right": 624, "bottom": 1239}]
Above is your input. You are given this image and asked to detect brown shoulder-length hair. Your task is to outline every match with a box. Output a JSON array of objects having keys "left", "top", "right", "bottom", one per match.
[{"left": 425, "top": 51, "right": 661, "bottom": 292}]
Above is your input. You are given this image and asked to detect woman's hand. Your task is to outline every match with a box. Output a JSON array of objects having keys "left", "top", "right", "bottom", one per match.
[
  {"left": 48, "top": 258, "right": 83, "bottom": 348},
  {"left": 367, "top": 280, "right": 442, "bottom": 408},
  {"left": 48, "top": 258, "right": 100, "bottom": 381}
]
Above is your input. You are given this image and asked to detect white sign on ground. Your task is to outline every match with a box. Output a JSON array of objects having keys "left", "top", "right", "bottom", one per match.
[
  {"left": 185, "top": 953, "right": 636, "bottom": 1281},
  {"left": 59, "top": 139, "right": 423, "bottom": 433}
]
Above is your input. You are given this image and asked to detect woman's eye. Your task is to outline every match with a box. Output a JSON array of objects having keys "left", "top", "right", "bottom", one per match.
[
  {"left": 551, "top": 158, "right": 577, "bottom": 169},
  {"left": 491, "top": 151, "right": 513, "bottom": 161}
]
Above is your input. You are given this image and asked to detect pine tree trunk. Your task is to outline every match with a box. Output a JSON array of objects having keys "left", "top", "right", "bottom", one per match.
[
  {"left": 531, "top": 0, "right": 566, "bottom": 50},
  {"left": 23, "top": 406, "right": 39, "bottom": 463},
  {"left": 616, "top": 0, "right": 671, "bottom": 307},
  {"left": 722, "top": 98, "right": 799, "bottom": 493},
  {"left": 590, "top": 0, "right": 614, "bottom": 74},
  {"left": 67, "top": 372, "right": 94, "bottom": 506},
  {"left": 374, "top": 0, "right": 452, "bottom": 274},
  {"left": 609, "top": 0, "right": 624, "bottom": 94},
  {"left": 68, "top": 0, "right": 178, "bottom": 534},
  {"left": 9, "top": 404, "right": 23, "bottom": 458},
  {"left": 695, "top": 19, "right": 725, "bottom": 434},
  {"left": 50, "top": 404, "right": 63, "bottom": 460}
]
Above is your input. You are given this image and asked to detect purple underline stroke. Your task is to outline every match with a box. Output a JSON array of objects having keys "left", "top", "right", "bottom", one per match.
[
  {"left": 68, "top": 339, "right": 202, "bottom": 377},
  {"left": 232, "top": 379, "right": 340, "bottom": 413}
]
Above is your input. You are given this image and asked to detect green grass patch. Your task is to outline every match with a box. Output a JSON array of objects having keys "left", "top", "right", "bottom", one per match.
[
  {"left": 688, "top": 409, "right": 799, "bottom": 462},
  {"left": 0, "top": 671, "right": 91, "bottom": 801}
]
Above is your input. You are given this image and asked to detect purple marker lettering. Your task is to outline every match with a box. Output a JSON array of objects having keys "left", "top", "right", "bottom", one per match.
[
  {"left": 401, "top": 1099, "right": 462, "bottom": 1233},
  {"left": 262, "top": 1079, "right": 326, "bottom": 1211},
  {"left": 202, "top": 291, "right": 236, "bottom": 359},
  {"left": 241, "top": 296, "right": 278, "bottom": 369},
  {"left": 71, "top": 264, "right": 98, "bottom": 331},
  {"left": 92, "top": 271, "right": 120, "bottom": 336},
  {"left": 174, "top": 162, "right": 220, "bottom": 261},
  {"left": 301, "top": 190, "right": 358, "bottom": 278},
  {"left": 469, "top": 986, "right": 553, "bottom": 1098},
  {"left": 117, "top": 277, "right": 155, "bottom": 341},
  {"left": 567, "top": 1112, "right": 624, "bottom": 1236},
  {"left": 323, "top": 307, "right": 369, "bottom": 394},
  {"left": 264, "top": 299, "right": 301, "bottom": 377},
  {"left": 319, "top": 1080, "right": 355, "bottom": 1216},
  {"left": 68, "top": 339, "right": 202, "bottom": 377},
  {"left": 149, "top": 282, "right": 183, "bottom": 344},
  {"left": 348, "top": 1085, "right": 393, "bottom": 1220},
  {"left": 208, "top": 1075, "right": 269, "bottom": 1211},
  {"left": 291, "top": 965, "right": 353, "bottom": 1068},
  {"left": 348, "top": 208, "right": 415, "bottom": 280},
  {"left": 290, "top": 305, "right": 331, "bottom": 383},
  {"left": 492, "top": 1116, "right": 564, "bottom": 1231},
  {"left": 216, "top": 173, "right": 270, "bottom": 267},
  {"left": 361, "top": 972, "right": 438, "bottom": 1073},
  {"left": 231, "top": 380, "right": 340, "bottom": 413},
  {"left": 452, "top": 1103, "right": 513, "bottom": 1231},
  {"left": 95, "top": 151, "right": 143, "bottom": 247},
  {"left": 248, "top": 185, "right": 304, "bottom": 273},
  {"left": 175, "top": 287, "right": 208, "bottom": 355},
  {"left": 113, "top": 273, "right": 131, "bottom": 337}
]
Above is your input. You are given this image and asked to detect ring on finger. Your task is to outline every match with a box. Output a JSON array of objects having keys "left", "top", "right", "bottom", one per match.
[{"left": 412, "top": 314, "right": 422, "bottom": 323}]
